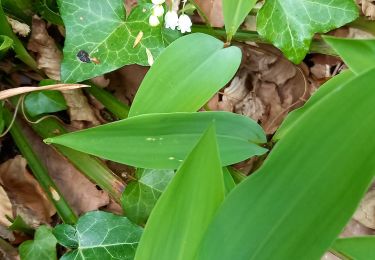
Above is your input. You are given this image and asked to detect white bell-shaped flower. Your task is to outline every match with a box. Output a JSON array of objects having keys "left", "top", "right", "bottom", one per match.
[
  {"left": 178, "top": 14, "right": 192, "bottom": 33},
  {"left": 152, "top": 5, "right": 164, "bottom": 17},
  {"left": 164, "top": 11, "right": 179, "bottom": 30},
  {"left": 152, "top": 0, "right": 165, "bottom": 5},
  {"left": 149, "top": 15, "right": 160, "bottom": 27}
]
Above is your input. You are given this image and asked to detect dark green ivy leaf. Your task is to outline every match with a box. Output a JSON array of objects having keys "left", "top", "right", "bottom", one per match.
[
  {"left": 121, "top": 168, "right": 175, "bottom": 225},
  {"left": 24, "top": 90, "right": 67, "bottom": 117},
  {"left": 59, "top": 0, "right": 180, "bottom": 83},
  {"left": 19, "top": 225, "right": 57, "bottom": 260},
  {"left": 54, "top": 211, "right": 143, "bottom": 260}
]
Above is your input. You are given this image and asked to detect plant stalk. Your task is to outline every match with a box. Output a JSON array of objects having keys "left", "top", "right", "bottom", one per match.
[
  {"left": 85, "top": 83, "right": 130, "bottom": 119},
  {"left": 3, "top": 107, "right": 77, "bottom": 224},
  {"left": 192, "top": 25, "right": 338, "bottom": 57}
]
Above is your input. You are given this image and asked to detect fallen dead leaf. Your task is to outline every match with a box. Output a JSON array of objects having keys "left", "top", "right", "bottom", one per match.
[
  {"left": 20, "top": 120, "right": 110, "bottom": 215},
  {"left": 217, "top": 45, "right": 314, "bottom": 134},
  {"left": 194, "top": 0, "right": 224, "bottom": 27},
  {"left": 27, "top": 16, "right": 62, "bottom": 80},
  {"left": 0, "top": 186, "right": 12, "bottom": 227},
  {"left": 6, "top": 17, "right": 30, "bottom": 37},
  {"left": 353, "top": 189, "right": 375, "bottom": 229},
  {"left": 0, "top": 156, "right": 55, "bottom": 227},
  {"left": 0, "top": 237, "right": 19, "bottom": 260},
  {"left": 62, "top": 89, "right": 101, "bottom": 128},
  {"left": 357, "top": 0, "right": 375, "bottom": 20}
]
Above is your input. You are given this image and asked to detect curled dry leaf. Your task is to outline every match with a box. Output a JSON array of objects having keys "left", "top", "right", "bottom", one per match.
[
  {"left": 27, "top": 16, "right": 62, "bottom": 80},
  {"left": 20, "top": 121, "right": 109, "bottom": 215},
  {"left": 357, "top": 0, "right": 375, "bottom": 20},
  {"left": 0, "top": 237, "right": 19, "bottom": 260},
  {"left": 0, "top": 84, "right": 89, "bottom": 100},
  {"left": 62, "top": 89, "right": 101, "bottom": 128},
  {"left": 6, "top": 17, "right": 30, "bottom": 37},
  {"left": 218, "top": 45, "right": 316, "bottom": 134},
  {"left": 0, "top": 156, "right": 55, "bottom": 227},
  {"left": 194, "top": 0, "right": 224, "bottom": 27}
]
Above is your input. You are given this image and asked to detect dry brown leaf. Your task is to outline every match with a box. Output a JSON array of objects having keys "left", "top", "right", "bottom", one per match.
[
  {"left": 194, "top": 0, "right": 224, "bottom": 27},
  {"left": 218, "top": 45, "right": 313, "bottom": 134},
  {"left": 0, "top": 186, "right": 12, "bottom": 227},
  {"left": 27, "top": 16, "right": 62, "bottom": 80},
  {"left": 62, "top": 89, "right": 101, "bottom": 128},
  {"left": 0, "top": 156, "right": 55, "bottom": 227},
  {"left": 0, "top": 238, "right": 19, "bottom": 260},
  {"left": 353, "top": 189, "right": 375, "bottom": 229},
  {"left": 358, "top": 0, "right": 375, "bottom": 20},
  {"left": 20, "top": 120, "right": 110, "bottom": 215},
  {"left": 6, "top": 17, "right": 30, "bottom": 37}
]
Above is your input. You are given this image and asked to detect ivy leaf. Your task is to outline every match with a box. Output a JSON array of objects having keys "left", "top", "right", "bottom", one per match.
[
  {"left": 122, "top": 168, "right": 175, "bottom": 225},
  {"left": 257, "top": 0, "right": 358, "bottom": 63},
  {"left": 19, "top": 226, "right": 57, "bottom": 260},
  {"left": 24, "top": 90, "right": 67, "bottom": 117},
  {"left": 59, "top": 0, "right": 180, "bottom": 83},
  {"left": 54, "top": 211, "right": 143, "bottom": 260}
]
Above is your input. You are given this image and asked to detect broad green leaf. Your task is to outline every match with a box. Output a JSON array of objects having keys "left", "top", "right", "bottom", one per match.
[
  {"left": 54, "top": 211, "right": 142, "bottom": 260},
  {"left": 256, "top": 0, "right": 358, "bottom": 63},
  {"left": 2, "top": 0, "right": 34, "bottom": 22},
  {"left": 45, "top": 111, "right": 267, "bottom": 169},
  {"left": 0, "top": 35, "right": 12, "bottom": 59},
  {"left": 332, "top": 237, "right": 375, "bottom": 259},
  {"left": 24, "top": 90, "right": 67, "bottom": 117},
  {"left": 222, "top": 166, "right": 236, "bottom": 194},
  {"left": 121, "top": 168, "right": 175, "bottom": 225},
  {"left": 129, "top": 33, "right": 242, "bottom": 116},
  {"left": 36, "top": 0, "right": 63, "bottom": 25},
  {"left": 197, "top": 67, "right": 375, "bottom": 260},
  {"left": 274, "top": 70, "right": 354, "bottom": 140},
  {"left": 135, "top": 125, "right": 225, "bottom": 260},
  {"left": 222, "top": 0, "right": 257, "bottom": 41},
  {"left": 59, "top": 0, "right": 180, "bottom": 83},
  {"left": 19, "top": 226, "right": 57, "bottom": 260},
  {"left": 323, "top": 36, "right": 375, "bottom": 74}
]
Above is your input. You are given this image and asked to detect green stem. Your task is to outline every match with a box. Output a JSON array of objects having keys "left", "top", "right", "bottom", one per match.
[
  {"left": 3, "top": 107, "right": 77, "bottom": 224},
  {"left": 31, "top": 117, "right": 125, "bottom": 203},
  {"left": 85, "top": 83, "right": 130, "bottom": 119},
  {"left": 0, "top": 1, "right": 39, "bottom": 71},
  {"left": 192, "top": 25, "right": 337, "bottom": 57}
]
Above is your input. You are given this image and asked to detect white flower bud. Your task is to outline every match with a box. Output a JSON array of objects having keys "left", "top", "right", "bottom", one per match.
[
  {"left": 164, "top": 11, "right": 179, "bottom": 30},
  {"left": 178, "top": 14, "right": 192, "bottom": 33},
  {"left": 152, "top": 0, "right": 165, "bottom": 5},
  {"left": 152, "top": 4, "right": 164, "bottom": 17},
  {"left": 149, "top": 15, "right": 160, "bottom": 27}
]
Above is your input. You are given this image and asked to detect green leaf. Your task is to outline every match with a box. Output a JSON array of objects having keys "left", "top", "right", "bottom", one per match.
[
  {"left": 36, "top": 0, "right": 63, "bottom": 25},
  {"left": 197, "top": 67, "right": 375, "bottom": 260},
  {"left": 135, "top": 124, "right": 225, "bottom": 260},
  {"left": 59, "top": 0, "right": 179, "bottom": 83},
  {"left": 222, "top": 0, "right": 257, "bottom": 41},
  {"left": 274, "top": 70, "right": 354, "bottom": 140},
  {"left": 256, "top": 0, "right": 358, "bottom": 63},
  {"left": 129, "top": 33, "right": 242, "bottom": 116},
  {"left": 52, "top": 224, "right": 78, "bottom": 249},
  {"left": 54, "top": 211, "right": 143, "bottom": 260},
  {"left": 2, "top": 0, "right": 34, "bottom": 22},
  {"left": 323, "top": 36, "right": 375, "bottom": 74},
  {"left": 332, "top": 236, "right": 375, "bottom": 260},
  {"left": 24, "top": 90, "right": 67, "bottom": 117},
  {"left": 45, "top": 111, "right": 267, "bottom": 169},
  {"left": 19, "top": 226, "right": 57, "bottom": 260},
  {"left": 0, "top": 35, "right": 12, "bottom": 59},
  {"left": 222, "top": 166, "right": 236, "bottom": 194},
  {"left": 8, "top": 215, "right": 34, "bottom": 235},
  {"left": 121, "top": 168, "right": 175, "bottom": 225}
]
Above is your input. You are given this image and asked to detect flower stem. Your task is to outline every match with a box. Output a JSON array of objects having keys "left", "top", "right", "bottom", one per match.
[
  {"left": 191, "top": 25, "right": 337, "bottom": 57},
  {"left": 3, "top": 107, "right": 77, "bottom": 224}
]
